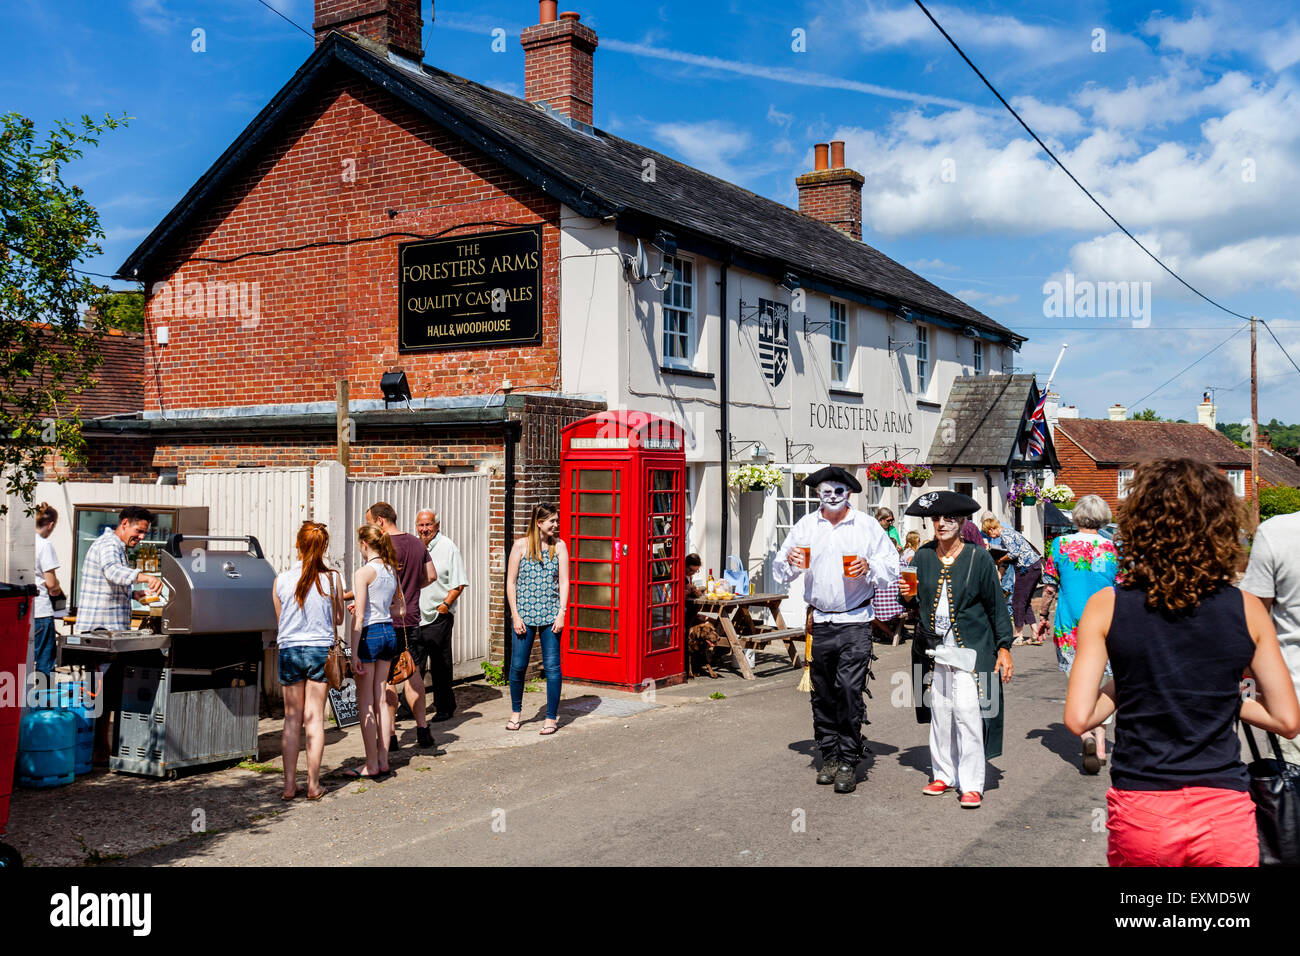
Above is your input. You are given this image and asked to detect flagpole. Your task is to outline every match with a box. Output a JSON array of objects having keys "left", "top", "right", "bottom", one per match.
[{"left": 1044, "top": 343, "right": 1068, "bottom": 395}]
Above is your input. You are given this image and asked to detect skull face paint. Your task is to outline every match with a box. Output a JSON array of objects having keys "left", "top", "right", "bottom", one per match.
[{"left": 818, "top": 482, "right": 850, "bottom": 512}]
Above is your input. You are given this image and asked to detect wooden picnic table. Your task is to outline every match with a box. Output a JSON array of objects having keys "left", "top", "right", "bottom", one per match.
[{"left": 687, "top": 592, "right": 807, "bottom": 680}]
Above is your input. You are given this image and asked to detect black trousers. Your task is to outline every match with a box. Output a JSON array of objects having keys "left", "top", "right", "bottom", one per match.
[
  {"left": 810, "top": 620, "right": 874, "bottom": 766},
  {"left": 418, "top": 615, "right": 456, "bottom": 716}
]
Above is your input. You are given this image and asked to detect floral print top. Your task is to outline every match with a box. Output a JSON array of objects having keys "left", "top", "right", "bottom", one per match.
[{"left": 1043, "top": 532, "right": 1120, "bottom": 677}]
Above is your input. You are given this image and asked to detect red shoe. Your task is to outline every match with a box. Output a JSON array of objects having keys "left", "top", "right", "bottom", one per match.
[
  {"left": 922, "top": 780, "right": 951, "bottom": 796},
  {"left": 959, "top": 791, "right": 982, "bottom": 808}
]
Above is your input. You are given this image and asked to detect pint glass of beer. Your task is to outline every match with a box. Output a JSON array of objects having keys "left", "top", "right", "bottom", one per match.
[{"left": 791, "top": 546, "right": 811, "bottom": 570}]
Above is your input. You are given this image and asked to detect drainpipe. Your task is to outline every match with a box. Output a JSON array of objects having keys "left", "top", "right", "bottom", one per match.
[
  {"left": 502, "top": 418, "right": 522, "bottom": 673},
  {"left": 719, "top": 258, "right": 730, "bottom": 573}
]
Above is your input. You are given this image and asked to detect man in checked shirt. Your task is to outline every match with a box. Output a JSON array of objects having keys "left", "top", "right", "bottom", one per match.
[{"left": 78, "top": 506, "right": 164, "bottom": 762}]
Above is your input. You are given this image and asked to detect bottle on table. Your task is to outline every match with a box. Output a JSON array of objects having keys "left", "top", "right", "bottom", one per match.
[{"left": 706, "top": 569, "right": 716, "bottom": 597}]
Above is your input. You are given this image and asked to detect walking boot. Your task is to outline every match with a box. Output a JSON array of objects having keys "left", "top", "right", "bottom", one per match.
[
  {"left": 834, "top": 762, "right": 858, "bottom": 793},
  {"left": 816, "top": 757, "right": 840, "bottom": 785}
]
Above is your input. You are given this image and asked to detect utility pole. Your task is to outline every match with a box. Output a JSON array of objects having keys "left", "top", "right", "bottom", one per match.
[
  {"left": 337, "top": 378, "right": 351, "bottom": 474},
  {"left": 1251, "top": 316, "right": 1259, "bottom": 531}
]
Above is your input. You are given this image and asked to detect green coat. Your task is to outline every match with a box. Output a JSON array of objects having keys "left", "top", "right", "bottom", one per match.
[{"left": 908, "top": 540, "right": 1015, "bottom": 759}]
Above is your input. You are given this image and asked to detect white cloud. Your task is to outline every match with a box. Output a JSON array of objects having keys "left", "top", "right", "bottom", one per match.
[
  {"left": 907, "top": 258, "right": 957, "bottom": 272},
  {"left": 652, "top": 120, "right": 756, "bottom": 183},
  {"left": 1143, "top": 8, "right": 1300, "bottom": 73},
  {"left": 130, "top": 0, "right": 175, "bottom": 33},
  {"left": 767, "top": 104, "right": 794, "bottom": 127},
  {"left": 1009, "top": 95, "right": 1083, "bottom": 136},
  {"left": 1075, "top": 69, "right": 1255, "bottom": 130},
  {"left": 957, "top": 289, "right": 1020, "bottom": 306}
]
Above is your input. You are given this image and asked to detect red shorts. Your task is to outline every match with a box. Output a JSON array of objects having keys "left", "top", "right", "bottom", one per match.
[{"left": 1106, "top": 786, "right": 1259, "bottom": 867}]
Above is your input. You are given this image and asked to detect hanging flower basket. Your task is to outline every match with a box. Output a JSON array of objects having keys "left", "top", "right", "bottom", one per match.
[
  {"left": 908, "top": 465, "right": 933, "bottom": 488},
  {"left": 728, "top": 463, "right": 783, "bottom": 492},
  {"left": 867, "top": 459, "right": 910, "bottom": 487},
  {"left": 1007, "top": 479, "right": 1042, "bottom": 507},
  {"left": 1040, "top": 483, "right": 1074, "bottom": 505}
]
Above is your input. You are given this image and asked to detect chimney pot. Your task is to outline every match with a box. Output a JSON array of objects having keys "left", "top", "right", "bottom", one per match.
[
  {"left": 797, "top": 141, "right": 864, "bottom": 240},
  {"left": 559, "top": 10, "right": 580, "bottom": 20},
  {"left": 539, "top": 0, "right": 557, "bottom": 22},
  {"left": 830, "top": 140, "right": 845, "bottom": 169},
  {"left": 813, "top": 143, "right": 829, "bottom": 171}
]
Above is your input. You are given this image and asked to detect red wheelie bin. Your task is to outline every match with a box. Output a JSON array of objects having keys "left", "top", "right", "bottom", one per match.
[{"left": 0, "top": 582, "right": 37, "bottom": 868}]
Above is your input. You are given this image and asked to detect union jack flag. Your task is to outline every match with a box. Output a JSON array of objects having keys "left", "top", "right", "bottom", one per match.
[{"left": 1027, "top": 388, "right": 1048, "bottom": 457}]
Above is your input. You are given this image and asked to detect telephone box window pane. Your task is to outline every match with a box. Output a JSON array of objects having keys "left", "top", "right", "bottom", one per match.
[
  {"left": 651, "top": 555, "right": 673, "bottom": 582},
  {"left": 579, "top": 492, "right": 615, "bottom": 513},
  {"left": 574, "top": 584, "right": 612, "bottom": 606},
  {"left": 652, "top": 470, "right": 675, "bottom": 491},
  {"left": 576, "top": 607, "right": 612, "bottom": 629},
  {"left": 577, "top": 470, "right": 615, "bottom": 491},
  {"left": 574, "top": 538, "right": 613, "bottom": 560},
  {"left": 574, "top": 630, "right": 610, "bottom": 653},
  {"left": 651, "top": 516, "right": 674, "bottom": 538},
  {"left": 650, "top": 602, "right": 672, "bottom": 629},
  {"left": 650, "top": 627, "right": 672, "bottom": 650},
  {"left": 578, "top": 515, "right": 613, "bottom": 537},
  {"left": 579, "top": 561, "right": 617, "bottom": 584}
]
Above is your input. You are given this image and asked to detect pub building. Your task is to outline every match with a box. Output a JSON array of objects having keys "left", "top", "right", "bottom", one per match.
[{"left": 89, "top": 0, "right": 1028, "bottom": 670}]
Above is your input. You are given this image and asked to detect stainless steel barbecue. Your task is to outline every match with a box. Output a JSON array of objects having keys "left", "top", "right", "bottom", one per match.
[{"left": 58, "top": 534, "right": 275, "bottom": 779}]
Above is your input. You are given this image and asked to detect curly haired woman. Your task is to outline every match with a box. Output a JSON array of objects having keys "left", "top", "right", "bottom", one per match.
[{"left": 1065, "top": 458, "right": 1300, "bottom": 867}]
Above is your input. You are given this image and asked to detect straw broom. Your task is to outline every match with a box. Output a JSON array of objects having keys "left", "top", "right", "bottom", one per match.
[{"left": 797, "top": 606, "right": 813, "bottom": 692}]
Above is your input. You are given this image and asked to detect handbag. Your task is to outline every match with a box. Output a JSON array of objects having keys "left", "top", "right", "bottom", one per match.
[
  {"left": 1244, "top": 724, "right": 1300, "bottom": 866},
  {"left": 388, "top": 649, "right": 416, "bottom": 685},
  {"left": 722, "top": 555, "right": 750, "bottom": 596},
  {"left": 323, "top": 572, "right": 349, "bottom": 691}
]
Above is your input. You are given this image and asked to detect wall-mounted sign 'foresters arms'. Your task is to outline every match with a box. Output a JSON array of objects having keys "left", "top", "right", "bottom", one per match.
[
  {"left": 399, "top": 224, "right": 543, "bottom": 351},
  {"left": 809, "top": 401, "right": 914, "bottom": 434}
]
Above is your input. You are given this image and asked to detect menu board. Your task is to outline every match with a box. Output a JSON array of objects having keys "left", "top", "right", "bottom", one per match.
[{"left": 327, "top": 677, "right": 361, "bottom": 729}]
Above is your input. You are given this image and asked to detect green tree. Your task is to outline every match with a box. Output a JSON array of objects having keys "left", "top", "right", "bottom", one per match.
[
  {"left": 1130, "top": 408, "right": 1162, "bottom": 421},
  {"left": 1261, "top": 486, "right": 1300, "bottom": 521},
  {"left": 89, "top": 289, "right": 144, "bottom": 333},
  {"left": 0, "top": 111, "right": 127, "bottom": 514}
]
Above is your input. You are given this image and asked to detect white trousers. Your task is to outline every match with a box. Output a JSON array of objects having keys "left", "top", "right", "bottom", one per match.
[{"left": 929, "top": 662, "right": 985, "bottom": 794}]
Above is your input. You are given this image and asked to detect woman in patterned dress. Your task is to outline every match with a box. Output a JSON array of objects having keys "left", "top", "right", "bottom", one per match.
[
  {"left": 1036, "top": 494, "right": 1119, "bottom": 772},
  {"left": 505, "top": 503, "right": 569, "bottom": 735}
]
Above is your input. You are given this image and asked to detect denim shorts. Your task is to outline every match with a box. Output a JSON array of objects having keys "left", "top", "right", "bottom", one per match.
[
  {"left": 278, "top": 644, "right": 331, "bottom": 685},
  {"left": 359, "top": 621, "right": 398, "bottom": 662}
]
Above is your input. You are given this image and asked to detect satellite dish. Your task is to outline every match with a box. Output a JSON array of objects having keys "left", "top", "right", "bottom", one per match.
[{"left": 631, "top": 239, "right": 650, "bottom": 282}]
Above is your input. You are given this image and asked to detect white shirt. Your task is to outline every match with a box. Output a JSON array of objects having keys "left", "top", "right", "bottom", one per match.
[
  {"left": 274, "top": 566, "right": 338, "bottom": 648},
  {"left": 420, "top": 532, "right": 470, "bottom": 626},
  {"left": 1242, "top": 512, "right": 1300, "bottom": 703},
  {"left": 772, "top": 507, "right": 900, "bottom": 623},
  {"left": 34, "top": 534, "right": 59, "bottom": 619},
  {"left": 363, "top": 559, "right": 399, "bottom": 627}
]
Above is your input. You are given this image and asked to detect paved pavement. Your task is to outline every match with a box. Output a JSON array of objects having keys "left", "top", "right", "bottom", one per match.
[{"left": 23, "top": 638, "right": 1114, "bottom": 867}]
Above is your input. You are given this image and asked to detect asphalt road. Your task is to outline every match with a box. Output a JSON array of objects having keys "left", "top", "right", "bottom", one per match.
[{"left": 118, "top": 641, "right": 1111, "bottom": 866}]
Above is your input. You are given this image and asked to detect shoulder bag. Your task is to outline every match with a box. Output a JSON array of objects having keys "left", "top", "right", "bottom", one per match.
[
  {"left": 323, "top": 571, "right": 349, "bottom": 691},
  {"left": 1244, "top": 723, "right": 1300, "bottom": 866}
]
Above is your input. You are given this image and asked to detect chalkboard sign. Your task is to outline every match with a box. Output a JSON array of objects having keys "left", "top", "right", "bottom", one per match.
[
  {"left": 398, "top": 224, "right": 543, "bottom": 352},
  {"left": 328, "top": 677, "right": 361, "bottom": 729}
]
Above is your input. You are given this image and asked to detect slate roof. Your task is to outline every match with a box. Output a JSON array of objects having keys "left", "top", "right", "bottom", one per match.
[
  {"left": 4, "top": 326, "right": 144, "bottom": 421},
  {"left": 1257, "top": 447, "right": 1300, "bottom": 488},
  {"left": 925, "top": 373, "right": 1057, "bottom": 469},
  {"left": 118, "top": 34, "right": 1022, "bottom": 347},
  {"left": 1054, "top": 419, "right": 1251, "bottom": 467}
]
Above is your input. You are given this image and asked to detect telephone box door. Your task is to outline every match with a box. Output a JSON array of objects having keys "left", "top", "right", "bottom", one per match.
[
  {"left": 564, "top": 462, "right": 630, "bottom": 685},
  {"left": 643, "top": 463, "right": 683, "bottom": 681}
]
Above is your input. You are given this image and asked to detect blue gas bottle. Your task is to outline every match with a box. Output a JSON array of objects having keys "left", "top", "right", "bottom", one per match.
[
  {"left": 18, "top": 695, "right": 76, "bottom": 788},
  {"left": 57, "top": 682, "right": 96, "bottom": 775}
]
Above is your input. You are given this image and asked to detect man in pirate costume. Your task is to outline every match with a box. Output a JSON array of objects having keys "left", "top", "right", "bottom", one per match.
[
  {"left": 902, "top": 490, "right": 1014, "bottom": 808},
  {"left": 772, "top": 466, "right": 900, "bottom": 793}
]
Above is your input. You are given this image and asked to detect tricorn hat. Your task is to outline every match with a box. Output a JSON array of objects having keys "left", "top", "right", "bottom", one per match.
[
  {"left": 905, "top": 489, "right": 980, "bottom": 517},
  {"left": 801, "top": 466, "right": 862, "bottom": 494}
]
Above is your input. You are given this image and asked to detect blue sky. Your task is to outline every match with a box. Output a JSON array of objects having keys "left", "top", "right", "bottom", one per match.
[{"left": 8, "top": 0, "right": 1300, "bottom": 427}]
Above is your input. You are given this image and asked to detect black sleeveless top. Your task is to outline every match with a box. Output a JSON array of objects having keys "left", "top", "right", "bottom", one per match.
[{"left": 1106, "top": 585, "right": 1254, "bottom": 792}]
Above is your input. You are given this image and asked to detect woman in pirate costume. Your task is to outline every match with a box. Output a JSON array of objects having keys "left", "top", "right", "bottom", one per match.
[{"left": 902, "top": 490, "right": 1014, "bottom": 808}]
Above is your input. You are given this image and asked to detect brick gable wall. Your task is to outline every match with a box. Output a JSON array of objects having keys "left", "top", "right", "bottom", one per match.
[{"left": 143, "top": 73, "right": 562, "bottom": 414}]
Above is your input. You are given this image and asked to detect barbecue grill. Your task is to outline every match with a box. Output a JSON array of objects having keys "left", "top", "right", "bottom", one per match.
[{"left": 58, "top": 534, "right": 275, "bottom": 779}]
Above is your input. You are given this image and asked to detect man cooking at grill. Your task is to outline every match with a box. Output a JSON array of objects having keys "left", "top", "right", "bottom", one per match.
[
  {"left": 772, "top": 466, "right": 900, "bottom": 794},
  {"left": 77, "top": 505, "right": 165, "bottom": 764}
]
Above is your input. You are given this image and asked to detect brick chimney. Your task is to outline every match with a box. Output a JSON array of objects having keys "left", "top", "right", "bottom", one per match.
[
  {"left": 315, "top": 0, "right": 424, "bottom": 59},
  {"left": 796, "top": 139, "right": 864, "bottom": 240},
  {"left": 520, "top": 4, "right": 598, "bottom": 126},
  {"left": 1260, "top": 430, "right": 1273, "bottom": 451}
]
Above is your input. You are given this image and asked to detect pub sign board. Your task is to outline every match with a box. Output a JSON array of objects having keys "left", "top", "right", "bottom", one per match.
[{"left": 399, "top": 224, "right": 543, "bottom": 352}]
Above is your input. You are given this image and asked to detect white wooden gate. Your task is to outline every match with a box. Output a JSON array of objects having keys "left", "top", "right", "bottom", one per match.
[
  {"left": 346, "top": 474, "right": 490, "bottom": 672},
  {"left": 186, "top": 468, "right": 312, "bottom": 573}
]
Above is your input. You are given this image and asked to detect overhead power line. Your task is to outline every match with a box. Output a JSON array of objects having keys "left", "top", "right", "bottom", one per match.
[
  {"left": 912, "top": 0, "right": 1253, "bottom": 325},
  {"left": 1127, "top": 326, "right": 1247, "bottom": 409},
  {"left": 252, "top": 0, "right": 313, "bottom": 39}
]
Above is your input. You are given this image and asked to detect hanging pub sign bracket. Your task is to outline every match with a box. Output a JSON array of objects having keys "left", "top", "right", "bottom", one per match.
[{"left": 786, "top": 439, "right": 816, "bottom": 463}]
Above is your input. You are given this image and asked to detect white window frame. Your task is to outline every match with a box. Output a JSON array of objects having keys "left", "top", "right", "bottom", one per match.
[
  {"left": 973, "top": 339, "right": 983, "bottom": 375},
  {"left": 829, "top": 300, "right": 849, "bottom": 386},
  {"left": 1227, "top": 469, "right": 1245, "bottom": 497},
  {"left": 1117, "top": 468, "right": 1135, "bottom": 499},
  {"left": 661, "top": 254, "right": 695, "bottom": 368},
  {"left": 916, "top": 324, "right": 930, "bottom": 393}
]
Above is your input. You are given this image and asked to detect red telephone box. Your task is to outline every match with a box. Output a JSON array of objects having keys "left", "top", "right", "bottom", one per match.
[{"left": 560, "top": 411, "right": 686, "bottom": 691}]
